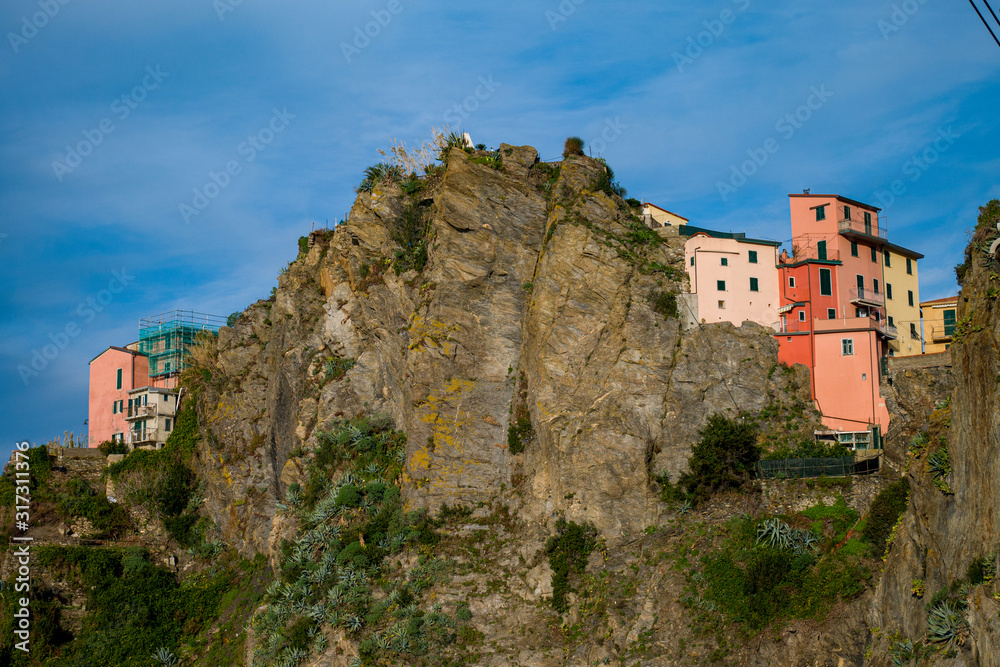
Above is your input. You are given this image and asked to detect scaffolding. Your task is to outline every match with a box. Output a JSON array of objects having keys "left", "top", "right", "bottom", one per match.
[{"left": 138, "top": 310, "right": 226, "bottom": 379}]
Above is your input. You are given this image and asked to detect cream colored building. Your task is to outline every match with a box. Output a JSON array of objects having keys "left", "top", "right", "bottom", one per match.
[
  {"left": 920, "top": 296, "right": 959, "bottom": 354},
  {"left": 124, "top": 387, "right": 180, "bottom": 450},
  {"left": 882, "top": 242, "right": 923, "bottom": 357},
  {"left": 641, "top": 203, "right": 689, "bottom": 229}
]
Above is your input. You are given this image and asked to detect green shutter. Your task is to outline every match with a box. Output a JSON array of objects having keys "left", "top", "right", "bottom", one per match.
[
  {"left": 116, "top": 368, "right": 122, "bottom": 390},
  {"left": 943, "top": 309, "right": 956, "bottom": 336},
  {"left": 817, "top": 240, "right": 827, "bottom": 260},
  {"left": 819, "top": 268, "right": 832, "bottom": 296}
]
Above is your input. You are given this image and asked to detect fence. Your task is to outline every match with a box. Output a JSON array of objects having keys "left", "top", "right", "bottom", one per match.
[{"left": 756, "top": 455, "right": 867, "bottom": 479}]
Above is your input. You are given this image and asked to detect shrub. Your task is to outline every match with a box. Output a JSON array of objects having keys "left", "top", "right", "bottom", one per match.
[
  {"left": 392, "top": 202, "right": 430, "bottom": 275},
  {"left": 967, "top": 555, "right": 992, "bottom": 585},
  {"left": 861, "top": 479, "right": 909, "bottom": 556},
  {"left": 507, "top": 416, "right": 532, "bottom": 455},
  {"left": 336, "top": 485, "right": 361, "bottom": 507},
  {"left": 562, "top": 137, "right": 584, "bottom": 158},
  {"left": 356, "top": 162, "right": 404, "bottom": 193},
  {"left": 98, "top": 439, "right": 128, "bottom": 456},
  {"left": 298, "top": 235, "right": 309, "bottom": 255},
  {"left": 626, "top": 197, "right": 641, "bottom": 209},
  {"left": 648, "top": 290, "right": 678, "bottom": 319},
  {"left": 592, "top": 159, "right": 626, "bottom": 199},
  {"left": 546, "top": 519, "right": 597, "bottom": 612},
  {"left": 676, "top": 413, "right": 760, "bottom": 504}
]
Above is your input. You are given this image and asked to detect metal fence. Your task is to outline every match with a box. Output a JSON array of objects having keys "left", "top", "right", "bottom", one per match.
[{"left": 756, "top": 456, "right": 857, "bottom": 479}]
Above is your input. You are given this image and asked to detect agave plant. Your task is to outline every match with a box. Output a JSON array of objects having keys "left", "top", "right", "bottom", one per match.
[
  {"left": 791, "top": 528, "right": 820, "bottom": 554},
  {"left": 927, "top": 601, "right": 969, "bottom": 647},
  {"left": 346, "top": 614, "right": 364, "bottom": 631},
  {"left": 356, "top": 162, "right": 404, "bottom": 193},
  {"left": 151, "top": 647, "right": 180, "bottom": 667},
  {"left": 756, "top": 518, "right": 793, "bottom": 549},
  {"left": 889, "top": 639, "right": 915, "bottom": 667},
  {"left": 928, "top": 448, "right": 951, "bottom": 480}
]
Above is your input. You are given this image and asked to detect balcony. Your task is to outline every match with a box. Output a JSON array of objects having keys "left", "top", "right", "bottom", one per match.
[
  {"left": 931, "top": 326, "right": 954, "bottom": 342},
  {"left": 838, "top": 218, "right": 887, "bottom": 242},
  {"left": 850, "top": 287, "right": 885, "bottom": 308},
  {"left": 125, "top": 404, "right": 158, "bottom": 420},
  {"left": 126, "top": 427, "right": 161, "bottom": 446},
  {"left": 881, "top": 322, "right": 898, "bottom": 340}
]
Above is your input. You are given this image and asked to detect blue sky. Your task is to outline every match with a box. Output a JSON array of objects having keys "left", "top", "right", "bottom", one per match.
[{"left": 1, "top": 0, "right": 998, "bottom": 457}]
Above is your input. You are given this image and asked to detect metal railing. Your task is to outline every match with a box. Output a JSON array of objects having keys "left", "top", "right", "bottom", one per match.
[
  {"left": 881, "top": 322, "right": 898, "bottom": 339},
  {"left": 838, "top": 218, "right": 888, "bottom": 239},
  {"left": 125, "top": 404, "right": 157, "bottom": 419},
  {"left": 931, "top": 326, "right": 954, "bottom": 341},
  {"left": 126, "top": 428, "right": 160, "bottom": 445},
  {"left": 850, "top": 287, "right": 885, "bottom": 307}
]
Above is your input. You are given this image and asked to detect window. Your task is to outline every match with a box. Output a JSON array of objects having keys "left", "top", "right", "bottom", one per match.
[
  {"left": 718, "top": 300, "right": 725, "bottom": 309},
  {"left": 799, "top": 310, "right": 806, "bottom": 321},
  {"left": 817, "top": 240, "right": 827, "bottom": 260},
  {"left": 906, "top": 258, "right": 912, "bottom": 275},
  {"left": 748, "top": 250, "right": 758, "bottom": 264},
  {"left": 908, "top": 290, "right": 914, "bottom": 307},
  {"left": 842, "top": 338, "right": 854, "bottom": 356},
  {"left": 819, "top": 268, "right": 832, "bottom": 296},
  {"left": 789, "top": 276, "right": 796, "bottom": 288},
  {"left": 165, "top": 362, "right": 171, "bottom": 372},
  {"left": 112, "top": 401, "right": 118, "bottom": 415},
  {"left": 720, "top": 257, "right": 729, "bottom": 266},
  {"left": 815, "top": 205, "right": 826, "bottom": 221},
  {"left": 717, "top": 280, "right": 726, "bottom": 291},
  {"left": 943, "top": 309, "right": 956, "bottom": 336},
  {"left": 888, "top": 316, "right": 895, "bottom": 327},
  {"left": 886, "top": 284, "right": 893, "bottom": 300},
  {"left": 856, "top": 308, "right": 864, "bottom": 318},
  {"left": 166, "top": 419, "right": 172, "bottom": 432},
  {"left": 884, "top": 251, "right": 891, "bottom": 267},
  {"left": 910, "top": 323, "right": 919, "bottom": 340},
  {"left": 873, "top": 279, "right": 880, "bottom": 294},
  {"left": 749, "top": 277, "right": 759, "bottom": 292},
  {"left": 850, "top": 241, "right": 858, "bottom": 257},
  {"left": 856, "top": 274, "right": 864, "bottom": 291},
  {"left": 871, "top": 247, "right": 878, "bottom": 262},
  {"left": 116, "top": 368, "right": 122, "bottom": 390},
  {"left": 690, "top": 256, "right": 694, "bottom": 266},
  {"left": 827, "top": 308, "right": 836, "bottom": 319},
  {"left": 843, "top": 205, "right": 851, "bottom": 220},
  {"left": 863, "top": 211, "right": 872, "bottom": 234}
]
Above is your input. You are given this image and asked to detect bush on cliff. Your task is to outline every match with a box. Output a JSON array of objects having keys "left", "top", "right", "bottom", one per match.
[{"left": 672, "top": 413, "right": 761, "bottom": 504}]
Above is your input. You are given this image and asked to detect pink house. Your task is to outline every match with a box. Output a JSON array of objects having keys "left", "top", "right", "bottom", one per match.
[
  {"left": 682, "top": 227, "right": 782, "bottom": 328},
  {"left": 776, "top": 194, "right": 893, "bottom": 436},
  {"left": 88, "top": 346, "right": 150, "bottom": 447}
]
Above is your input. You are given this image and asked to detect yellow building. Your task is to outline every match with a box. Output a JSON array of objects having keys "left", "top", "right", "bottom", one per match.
[
  {"left": 881, "top": 242, "right": 923, "bottom": 356},
  {"left": 920, "top": 295, "right": 959, "bottom": 354}
]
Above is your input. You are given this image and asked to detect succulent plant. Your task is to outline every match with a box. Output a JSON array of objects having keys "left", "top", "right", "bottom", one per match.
[{"left": 927, "top": 601, "right": 969, "bottom": 648}]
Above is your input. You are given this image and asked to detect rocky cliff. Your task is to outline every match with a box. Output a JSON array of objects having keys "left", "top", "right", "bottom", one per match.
[
  {"left": 191, "top": 145, "right": 809, "bottom": 560},
  {"left": 867, "top": 203, "right": 1000, "bottom": 666}
]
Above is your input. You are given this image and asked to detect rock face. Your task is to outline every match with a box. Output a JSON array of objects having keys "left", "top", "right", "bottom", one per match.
[
  {"left": 191, "top": 146, "right": 807, "bottom": 558},
  {"left": 867, "top": 216, "right": 1000, "bottom": 666}
]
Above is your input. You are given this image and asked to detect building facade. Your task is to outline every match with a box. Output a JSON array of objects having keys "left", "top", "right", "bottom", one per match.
[
  {"left": 920, "top": 296, "right": 959, "bottom": 354},
  {"left": 682, "top": 227, "right": 782, "bottom": 328},
  {"left": 124, "top": 387, "right": 180, "bottom": 449},
  {"left": 776, "top": 194, "right": 895, "bottom": 434},
  {"left": 88, "top": 346, "right": 150, "bottom": 447},
  {"left": 641, "top": 203, "right": 688, "bottom": 229},
  {"left": 882, "top": 243, "right": 924, "bottom": 357}
]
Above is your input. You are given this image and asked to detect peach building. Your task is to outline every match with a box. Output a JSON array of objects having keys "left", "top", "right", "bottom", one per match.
[
  {"left": 682, "top": 227, "right": 782, "bottom": 328},
  {"left": 641, "top": 203, "right": 688, "bottom": 229},
  {"left": 88, "top": 346, "right": 150, "bottom": 447},
  {"left": 776, "top": 194, "right": 895, "bottom": 435},
  {"left": 882, "top": 243, "right": 923, "bottom": 357}
]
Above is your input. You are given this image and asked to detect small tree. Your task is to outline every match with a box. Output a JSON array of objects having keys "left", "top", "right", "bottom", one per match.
[
  {"left": 676, "top": 412, "right": 760, "bottom": 503},
  {"left": 563, "top": 136, "right": 585, "bottom": 158}
]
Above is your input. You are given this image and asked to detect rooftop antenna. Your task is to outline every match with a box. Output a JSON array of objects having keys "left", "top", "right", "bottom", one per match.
[{"left": 802, "top": 188, "right": 810, "bottom": 194}]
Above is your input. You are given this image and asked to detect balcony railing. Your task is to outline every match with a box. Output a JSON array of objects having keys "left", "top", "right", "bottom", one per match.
[
  {"left": 931, "top": 325, "right": 954, "bottom": 341},
  {"left": 775, "top": 315, "right": 894, "bottom": 337},
  {"left": 881, "top": 323, "right": 898, "bottom": 339},
  {"left": 126, "top": 427, "right": 160, "bottom": 445},
  {"left": 850, "top": 287, "right": 885, "bottom": 307},
  {"left": 838, "top": 218, "right": 888, "bottom": 240},
  {"left": 125, "top": 404, "right": 158, "bottom": 419}
]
